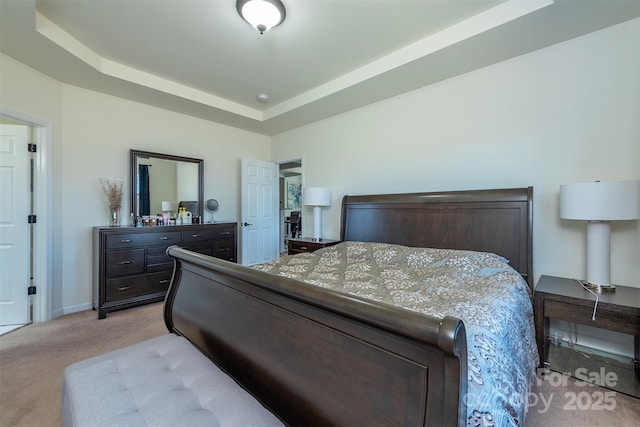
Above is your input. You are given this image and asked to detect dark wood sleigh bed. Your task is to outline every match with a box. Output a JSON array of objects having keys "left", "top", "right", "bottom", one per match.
[{"left": 164, "top": 187, "right": 533, "bottom": 427}]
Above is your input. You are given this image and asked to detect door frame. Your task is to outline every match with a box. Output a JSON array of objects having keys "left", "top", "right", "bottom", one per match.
[
  {"left": 1, "top": 107, "right": 52, "bottom": 323},
  {"left": 276, "top": 155, "right": 305, "bottom": 251}
]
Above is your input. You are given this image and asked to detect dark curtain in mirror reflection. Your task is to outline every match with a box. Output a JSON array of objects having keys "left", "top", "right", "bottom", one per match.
[{"left": 139, "top": 165, "right": 150, "bottom": 216}]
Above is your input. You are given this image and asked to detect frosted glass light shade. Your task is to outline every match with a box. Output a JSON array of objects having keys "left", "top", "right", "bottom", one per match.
[
  {"left": 303, "top": 187, "right": 331, "bottom": 207},
  {"left": 560, "top": 180, "right": 640, "bottom": 220},
  {"left": 237, "top": 0, "right": 286, "bottom": 34}
]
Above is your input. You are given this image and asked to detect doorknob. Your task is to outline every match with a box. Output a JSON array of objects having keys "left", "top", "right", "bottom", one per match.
[{"left": 243, "top": 222, "right": 253, "bottom": 226}]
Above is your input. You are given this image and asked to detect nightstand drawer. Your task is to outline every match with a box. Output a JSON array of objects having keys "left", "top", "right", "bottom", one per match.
[
  {"left": 289, "top": 240, "right": 321, "bottom": 253},
  {"left": 288, "top": 238, "right": 340, "bottom": 255},
  {"left": 545, "top": 300, "right": 640, "bottom": 335}
]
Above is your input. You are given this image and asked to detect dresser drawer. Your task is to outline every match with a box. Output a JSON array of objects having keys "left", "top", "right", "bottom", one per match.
[
  {"left": 182, "top": 240, "right": 213, "bottom": 257},
  {"left": 105, "top": 249, "right": 145, "bottom": 277},
  {"left": 105, "top": 271, "right": 172, "bottom": 302},
  {"left": 146, "top": 246, "right": 175, "bottom": 272},
  {"left": 106, "top": 231, "right": 181, "bottom": 249},
  {"left": 213, "top": 238, "right": 236, "bottom": 261},
  {"left": 183, "top": 226, "right": 235, "bottom": 242}
]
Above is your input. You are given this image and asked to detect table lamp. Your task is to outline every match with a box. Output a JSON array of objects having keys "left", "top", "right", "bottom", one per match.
[
  {"left": 303, "top": 187, "right": 331, "bottom": 241},
  {"left": 161, "top": 201, "right": 178, "bottom": 218},
  {"left": 560, "top": 180, "right": 640, "bottom": 292}
]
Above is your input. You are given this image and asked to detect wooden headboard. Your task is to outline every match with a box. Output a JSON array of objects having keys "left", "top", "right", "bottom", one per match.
[{"left": 340, "top": 187, "right": 533, "bottom": 290}]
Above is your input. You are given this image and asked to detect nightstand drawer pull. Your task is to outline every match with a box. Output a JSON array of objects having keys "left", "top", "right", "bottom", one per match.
[
  {"left": 120, "top": 239, "right": 132, "bottom": 243},
  {"left": 159, "top": 236, "right": 171, "bottom": 240},
  {"left": 192, "top": 233, "right": 202, "bottom": 238},
  {"left": 219, "top": 248, "right": 230, "bottom": 252},
  {"left": 117, "top": 286, "right": 131, "bottom": 291},
  {"left": 117, "top": 260, "right": 134, "bottom": 265},
  {"left": 300, "top": 246, "right": 308, "bottom": 250}
]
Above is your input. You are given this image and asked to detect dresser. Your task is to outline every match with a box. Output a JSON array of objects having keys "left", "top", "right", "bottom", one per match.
[{"left": 93, "top": 222, "right": 237, "bottom": 319}]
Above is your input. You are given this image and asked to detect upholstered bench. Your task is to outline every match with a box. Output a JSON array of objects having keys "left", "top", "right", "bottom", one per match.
[{"left": 62, "top": 334, "right": 283, "bottom": 427}]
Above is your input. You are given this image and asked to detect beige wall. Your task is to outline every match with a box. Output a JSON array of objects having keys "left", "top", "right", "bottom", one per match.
[
  {"left": 1, "top": 53, "right": 270, "bottom": 317},
  {"left": 271, "top": 18, "right": 640, "bottom": 356},
  {"left": 272, "top": 18, "right": 640, "bottom": 289}
]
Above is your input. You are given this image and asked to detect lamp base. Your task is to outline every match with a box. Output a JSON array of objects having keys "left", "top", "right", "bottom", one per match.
[{"left": 581, "top": 280, "right": 616, "bottom": 293}]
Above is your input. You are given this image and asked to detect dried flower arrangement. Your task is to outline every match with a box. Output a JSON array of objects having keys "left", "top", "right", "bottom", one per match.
[{"left": 100, "top": 177, "right": 124, "bottom": 210}]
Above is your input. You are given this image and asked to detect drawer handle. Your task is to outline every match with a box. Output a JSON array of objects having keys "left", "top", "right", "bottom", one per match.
[
  {"left": 120, "top": 239, "right": 132, "bottom": 243},
  {"left": 192, "top": 234, "right": 202, "bottom": 238},
  {"left": 159, "top": 280, "right": 170, "bottom": 284},
  {"left": 117, "top": 260, "right": 134, "bottom": 265},
  {"left": 220, "top": 232, "right": 231, "bottom": 236},
  {"left": 219, "top": 248, "right": 230, "bottom": 252},
  {"left": 159, "top": 236, "right": 172, "bottom": 240},
  {"left": 300, "top": 246, "right": 308, "bottom": 250},
  {"left": 117, "top": 286, "right": 131, "bottom": 291}
]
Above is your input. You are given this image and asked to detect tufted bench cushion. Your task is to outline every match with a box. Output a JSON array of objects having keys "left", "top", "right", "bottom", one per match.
[{"left": 62, "top": 333, "right": 284, "bottom": 427}]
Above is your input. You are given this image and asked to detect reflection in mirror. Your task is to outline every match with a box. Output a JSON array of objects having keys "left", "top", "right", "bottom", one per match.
[{"left": 130, "top": 150, "right": 203, "bottom": 221}]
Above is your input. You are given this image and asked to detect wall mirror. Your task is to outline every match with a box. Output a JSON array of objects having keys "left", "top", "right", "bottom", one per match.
[{"left": 130, "top": 149, "right": 203, "bottom": 219}]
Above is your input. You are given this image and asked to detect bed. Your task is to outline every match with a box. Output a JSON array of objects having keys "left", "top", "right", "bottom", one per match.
[{"left": 164, "top": 186, "right": 538, "bottom": 427}]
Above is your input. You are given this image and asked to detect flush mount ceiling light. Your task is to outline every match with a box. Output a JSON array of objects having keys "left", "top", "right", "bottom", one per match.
[{"left": 236, "top": 0, "right": 286, "bottom": 34}]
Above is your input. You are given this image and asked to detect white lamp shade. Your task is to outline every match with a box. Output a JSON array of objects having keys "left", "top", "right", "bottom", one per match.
[
  {"left": 161, "top": 201, "right": 178, "bottom": 212},
  {"left": 303, "top": 187, "right": 331, "bottom": 207},
  {"left": 560, "top": 180, "right": 640, "bottom": 221}
]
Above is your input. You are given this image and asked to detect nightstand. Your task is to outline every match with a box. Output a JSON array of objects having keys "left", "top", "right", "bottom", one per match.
[
  {"left": 533, "top": 275, "right": 640, "bottom": 376},
  {"left": 287, "top": 237, "right": 340, "bottom": 255}
]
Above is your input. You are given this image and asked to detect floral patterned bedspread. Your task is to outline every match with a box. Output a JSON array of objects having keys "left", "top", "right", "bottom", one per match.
[{"left": 253, "top": 241, "right": 539, "bottom": 426}]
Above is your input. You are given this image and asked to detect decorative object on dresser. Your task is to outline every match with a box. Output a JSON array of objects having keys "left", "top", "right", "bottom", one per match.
[
  {"left": 302, "top": 186, "right": 331, "bottom": 241},
  {"left": 560, "top": 180, "right": 640, "bottom": 292},
  {"left": 287, "top": 237, "right": 340, "bottom": 255},
  {"left": 93, "top": 222, "right": 237, "bottom": 319},
  {"left": 205, "top": 198, "right": 219, "bottom": 223},
  {"left": 99, "top": 177, "right": 124, "bottom": 226}
]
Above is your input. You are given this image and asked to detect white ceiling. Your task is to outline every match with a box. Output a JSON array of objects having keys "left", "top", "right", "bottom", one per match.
[{"left": 1, "top": 0, "right": 639, "bottom": 135}]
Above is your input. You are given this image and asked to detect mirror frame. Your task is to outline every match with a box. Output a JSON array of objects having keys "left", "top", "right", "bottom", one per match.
[{"left": 130, "top": 149, "right": 204, "bottom": 219}]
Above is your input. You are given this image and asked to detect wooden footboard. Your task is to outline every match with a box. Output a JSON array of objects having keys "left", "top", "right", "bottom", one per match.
[{"left": 165, "top": 247, "right": 467, "bottom": 427}]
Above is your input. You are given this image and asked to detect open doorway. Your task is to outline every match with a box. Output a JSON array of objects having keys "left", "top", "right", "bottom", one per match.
[{"left": 278, "top": 160, "right": 302, "bottom": 254}]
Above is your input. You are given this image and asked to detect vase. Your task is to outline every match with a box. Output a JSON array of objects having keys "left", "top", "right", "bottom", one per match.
[{"left": 109, "top": 205, "right": 121, "bottom": 226}]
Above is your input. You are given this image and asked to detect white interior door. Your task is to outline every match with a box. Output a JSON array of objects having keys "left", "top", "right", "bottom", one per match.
[
  {"left": 240, "top": 158, "right": 278, "bottom": 266},
  {"left": 0, "top": 124, "right": 30, "bottom": 325}
]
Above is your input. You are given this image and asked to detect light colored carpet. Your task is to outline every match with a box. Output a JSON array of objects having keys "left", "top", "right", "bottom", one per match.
[
  {"left": 0, "top": 303, "right": 166, "bottom": 427},
  {"left": 0, "top": 302, "right": 638, "bottom": 427}
]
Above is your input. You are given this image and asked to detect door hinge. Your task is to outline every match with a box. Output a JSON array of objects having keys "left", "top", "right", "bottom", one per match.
[
  {"left": 28, "top": 143, "right": 37, "bottom": 153},
  {"left": 28, "top": 215, "right": 37, "bottom": 224},
  {"left": 28, "top": 286, "right": 37, "bottom": 295}
]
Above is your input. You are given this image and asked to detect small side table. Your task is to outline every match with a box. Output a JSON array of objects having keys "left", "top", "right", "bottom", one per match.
[
  {"left": 533, "top": 275, "right": 640, "bottom": 376},
  {"left": 287, "top": 237, "right": 340, "bottom": 255}
]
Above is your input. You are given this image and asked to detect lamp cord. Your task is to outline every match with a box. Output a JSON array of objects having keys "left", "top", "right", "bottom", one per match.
[{"left": 577, "top": 279, "right": 599, "bottom": 321}]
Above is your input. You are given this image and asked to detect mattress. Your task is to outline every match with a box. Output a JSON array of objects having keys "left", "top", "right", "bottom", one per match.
[{"left": 254, "top": 241, "right": 539, "bottom": 426}]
